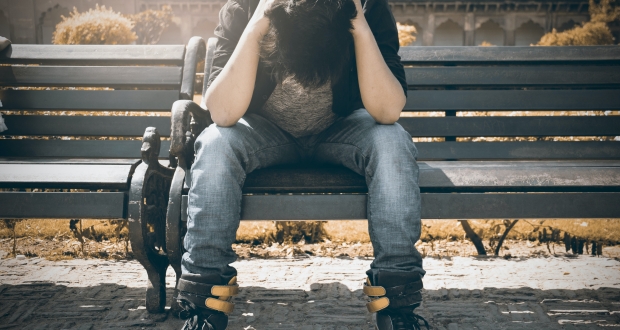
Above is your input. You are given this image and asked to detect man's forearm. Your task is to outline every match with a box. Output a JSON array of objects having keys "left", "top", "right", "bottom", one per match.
[
  {"left": 352, "top": 20, "right": 406, "bottom": 125},
  {"left": 205, "top": 21, "right": 268, "bottom": 127}
]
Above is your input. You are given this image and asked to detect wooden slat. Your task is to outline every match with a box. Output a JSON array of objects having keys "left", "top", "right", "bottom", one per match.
[
  {"left": 421, "top": 192, "right": 620, "bottom": 219},
  {"left": 240, "top": 194, "right": 367, "bottom": 220},
  {"left": 399, "top": 46, "right": 620, "bottom": 63},
  {"left": 0, "top": 140, "right": 171, "bottom": 159},
  {"left": 0, "top": 44, "right": 185, "bottom": 65},
  {"left": 398, "top": 116, "right": 620, "bottom": 137},
  {"left": 404, "top": 90, "right": 620, "bottom": 111},
  {"left": 405, "top": 66, "right": 620, "bottom": 86},
  {"left": 4, "top": 116, "right": 171, "bottom": 137},
  {"left": 0, "top": 163, "right": 134, "bottom": 189},
  {"left": 0, "top": 158, "right": 139, "bottom": 164},
  {"left": 181, "top": 192, "right": 620, "bottom": 220},
  {"left": 240, "top": 161, "right": 620, "bottom": 194},
  {"left": 0, "top": 192, "right": 126, "bottom": 219},
  {"left": 0, "top": 66, "right": 182, "bottom": 87},
  {"left": 0, "top": 90, "right": 180, "bottom": 111},
  {"left": 416, "top": 142, "right": 620, "bottom": 160},
  {"left": 419, "top": 161, "right": 620, "bottom": 191},
  {"left": 243, "top": 165, "right": 366, "bottom": 193}
]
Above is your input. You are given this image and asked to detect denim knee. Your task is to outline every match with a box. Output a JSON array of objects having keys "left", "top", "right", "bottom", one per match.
[
  {"left": 195, "top": 124, "right": 239, "bottom": 157},
  {"left": 364, "top": 124, "right": 418, "bottom": 174},
  {"left": 191, "top": 123, "right": 248, "bottom": 186}
]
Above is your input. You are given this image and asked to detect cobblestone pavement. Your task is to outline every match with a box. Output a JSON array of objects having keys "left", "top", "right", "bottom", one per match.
[{"left": 1, "top": 255, "right": 619, "bottom": 329}]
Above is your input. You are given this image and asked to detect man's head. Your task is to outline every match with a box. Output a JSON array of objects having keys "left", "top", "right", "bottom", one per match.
[{"left": 261, "top": 0, "right": 358, "bottom": 88}]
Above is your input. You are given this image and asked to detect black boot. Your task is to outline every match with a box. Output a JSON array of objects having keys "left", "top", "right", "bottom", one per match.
[
  {"left": 176, "top": 274, "right": 239, "bottom": 330},
  {"left": 364, "top": 271, "right": 430, "bottom": 330}
]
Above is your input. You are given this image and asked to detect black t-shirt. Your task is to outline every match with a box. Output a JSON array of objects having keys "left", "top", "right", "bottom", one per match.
[{"left": 206, "top": 0, "right": 408, "bottom": 118}]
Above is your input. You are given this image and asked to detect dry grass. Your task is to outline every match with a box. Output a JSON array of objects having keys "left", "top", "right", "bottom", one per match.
[
  {"left": 0, "top": 220, "right": 129, "bottom": 260},
  {"left": 233, "top": 219, "right": 620, "bottom": 245},
  {"left": 2, "top": 219, "right": 619, "bottom": 260}
]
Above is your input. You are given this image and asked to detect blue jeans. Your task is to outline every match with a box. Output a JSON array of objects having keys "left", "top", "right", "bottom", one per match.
[{"left": 183, "top": 109, "right": 424, "bottom": 279}]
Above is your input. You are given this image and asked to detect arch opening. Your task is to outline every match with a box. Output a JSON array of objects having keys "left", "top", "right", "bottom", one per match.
[
  {"left": 39, "top": 5, "right": 71, "bottom": 44},
  {"left": 434, "top": 19, "right": 464, "bottom": 46},
  {"left": 475, "top": 19, "right": 504, "bottom": 46},
  {"left": 515, "top": 20, "right": 545, "bottom": 46}
]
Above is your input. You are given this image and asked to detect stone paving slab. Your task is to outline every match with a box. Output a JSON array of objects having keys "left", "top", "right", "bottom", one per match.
[{"left": 0, "top": 255, "right": 619, "bottom": 329}]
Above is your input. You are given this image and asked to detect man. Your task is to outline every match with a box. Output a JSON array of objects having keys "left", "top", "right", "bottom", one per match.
[{"left": 176, "top": 0, "right": 428, "bottom": 328}]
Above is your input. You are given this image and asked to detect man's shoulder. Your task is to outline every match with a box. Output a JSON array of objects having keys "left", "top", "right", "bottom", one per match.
[{"left": 222, "top": 0, "right": 256, "bottom": 16}]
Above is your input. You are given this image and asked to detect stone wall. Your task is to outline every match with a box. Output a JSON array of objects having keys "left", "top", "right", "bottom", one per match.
[{"left": 0, "top": 0, "right": 594, "bottom": 45}]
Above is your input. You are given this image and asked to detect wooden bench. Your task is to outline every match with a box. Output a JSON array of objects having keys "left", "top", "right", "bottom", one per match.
[
  {"left": 163, "top": 40, "right": 620, "bottom": 312},
  {"left": 0, "top": 38, "right": 206, "bottom": 313}
]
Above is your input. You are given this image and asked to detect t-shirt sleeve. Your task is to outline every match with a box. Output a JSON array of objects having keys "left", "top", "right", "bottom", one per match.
[
  {"left": 364, "top": 0, "right": 408, "bottom": 97},
  {"left": 206, "top": 0, "right": 249, "bottom": 91}
]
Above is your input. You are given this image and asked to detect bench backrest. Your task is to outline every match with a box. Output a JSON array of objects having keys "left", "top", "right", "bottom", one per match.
[
  {"left": 199, "top": 40, "right": 619, "bottom": 161},
  {"left": 0, "top": 40, "right": 205, "bottom": 159},
  {"left": 397, "top": 46, "right": 620, "bottom": 161}
]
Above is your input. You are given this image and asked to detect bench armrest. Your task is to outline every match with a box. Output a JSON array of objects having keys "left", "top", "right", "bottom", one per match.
[
  {"left": 180, "top": 37, "right": 207, "bottom": 100},
  {"left": 170, "top": 100, "right": 213, "bottom": 170}
]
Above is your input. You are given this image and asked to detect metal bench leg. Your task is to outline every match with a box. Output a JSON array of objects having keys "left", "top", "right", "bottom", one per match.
[
  {"left": 166, "top": 166, "right": 186, "bottom": 316},
  {"left": 128, "top": 127, "right": 175, "bottom": 313}
]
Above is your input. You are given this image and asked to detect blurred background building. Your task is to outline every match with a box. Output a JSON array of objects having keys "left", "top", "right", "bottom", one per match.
[{"left": 0, "top": 0, "right": 606, "bottom": 45}]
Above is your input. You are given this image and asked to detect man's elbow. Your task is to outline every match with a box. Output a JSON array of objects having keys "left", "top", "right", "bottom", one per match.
[
  {"left": 209, "top": 111, "right": 238, "bottom": 127},
  {"left": 205, "top": 98, "right": 236, "bottom": 127},
  {"left": 372, "top": 98, "right": 405, "bottom": 125},
  {"left": 375, "top": 112, "right": 400, "bottom": 125}
]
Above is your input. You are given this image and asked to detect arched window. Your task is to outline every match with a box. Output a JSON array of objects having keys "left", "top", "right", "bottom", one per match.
[
  {"left": 434, "top": 19, "right": 464, "bottom": 46},
  {"left": 39, "top": 5, "right": 71, "bottom": 44},
  {"left": 193, "top": 19, "right": 218, "bottom": 41},
  {"left": 515, "top": 20, "right": 545, "bottom": 46},
  {"left": 475, "top": 20, "right": 505, "bottom": 46}
]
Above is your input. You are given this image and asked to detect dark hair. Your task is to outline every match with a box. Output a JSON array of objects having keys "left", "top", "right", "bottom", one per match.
[{"left": 261, "top": 0, "right": 357, "bottom": 88}]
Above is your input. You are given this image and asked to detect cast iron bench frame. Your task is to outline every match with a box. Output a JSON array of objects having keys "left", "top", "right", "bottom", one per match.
[
  {"left": 0, "top": 37, "right": 206, "bottom": 313},
  {"left": 162, "top": 38, "right": 620, "bottom": 312},
  {"left": 166, "top": 38, "right": 620, "bottom": 312}
]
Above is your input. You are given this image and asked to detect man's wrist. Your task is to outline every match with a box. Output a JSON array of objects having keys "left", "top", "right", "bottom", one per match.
[
  {"left": 351, "top": 18, "right": 371, "bottom": 39},
  {"left": 245, "top": 18, "right": 270, "bottom": 41}
]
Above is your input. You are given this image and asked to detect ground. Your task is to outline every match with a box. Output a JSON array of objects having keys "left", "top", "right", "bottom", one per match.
[{"left": 1, "top": 246, "right": 620, "bottom": 329}]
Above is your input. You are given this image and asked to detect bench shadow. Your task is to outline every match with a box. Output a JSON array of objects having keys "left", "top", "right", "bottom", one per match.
[{"left": 1, "top": 282, "right": 619, "bottom": 329}]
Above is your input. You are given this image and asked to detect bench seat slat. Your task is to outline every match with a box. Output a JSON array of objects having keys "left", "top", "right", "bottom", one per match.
[
  {"left": 14, "top": 114, "right": 617, "bottom": 140},
  {"left": 417, "top": 141, "right": 620, "bottom": 160},
  {"left": 399, "top": 46, "right": 620, "bottom": 63},
  {"left": 4, "top": 116, "right": 171, "bottom": 137},
  {"left": 180, "top": 192, "right": 620, "bottom": 220},
  {"left": 0, "top": 45, "right": 185, "bottom": 65},
  {"left": 0, "top": 66, "right": 182, "bottom": 87},
  {"left": 405, "top": 66, "right": 620, "bottom": 86},
  {"left": 0, "top": 158, "right": 141, "bottom": 165},
  {"left": 0, "top": 163, "right": 136, "bottom": 189},
  {"left": 0, "top": 140, "right": 171, "bottom": 158},
  {"left": 2, "top": 140, "right": 617, "bottom": 160},
  {"left": 0, "top": 90, "right": 180, "bottom": 110},
  {"left": 398, "top": 116, "right": 620, "bottom": 137},
  {"left": 0, "top": 192, "right": 126, "bottom": 219},
  {"left": 238, "top": 161, "right": 620, "bottom": 194},
  {"left": 404, "top": 90, "right": 620, "bottom": 111}
]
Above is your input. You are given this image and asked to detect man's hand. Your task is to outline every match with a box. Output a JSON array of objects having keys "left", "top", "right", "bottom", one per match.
[
  {"left": 205, "top": 0, "right": 277, "bottom": 126},
  {"left": 351, "top": 0, "right": 367, "bottom": 31},
  {"left": 350, "top": 0, "right": 407, "bottom": 124}
]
